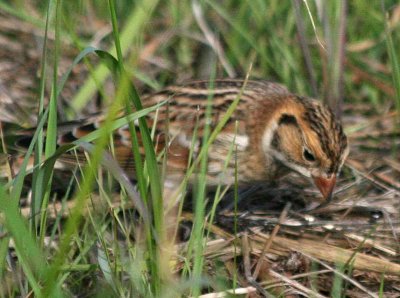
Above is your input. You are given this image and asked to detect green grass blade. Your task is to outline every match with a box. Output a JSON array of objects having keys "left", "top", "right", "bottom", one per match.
[
  {"left": 30, "top": 0, "right": 52, "bottom": 235},
  {"left": 0, "top": 184, "right": 46, "bottom": 296},
  {"left": 108, "top": 1, "right": 165, "bottom": 292},
  {"left": 71, "top": 0, "right": 160, "bottom": 111},
  {"left": 381, "top": 1, "right": 400, "bottom": 112},
  {"left": 190, "top": 75, "right": 215, "bottom": 296},
  {"left": 10, "top": 109, "right": 49, "bottom": 202},
  {"left": 36, "top": 0, "right": 62, "bottom": 248}
]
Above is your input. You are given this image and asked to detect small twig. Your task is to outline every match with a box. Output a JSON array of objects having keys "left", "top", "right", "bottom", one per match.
[
  {"left": 302, "top": 253, "right": 380, "bottom": 298},
  {"left": 269, "top": 269, "right": 328, "bottom": 298},
  {"left": 346, "top": 159, "right": 396, "bottom": 192},
  {"left": 242, "top": 232, "right": 251, "bottom": 280},
  {"left": 303, "top": 0, "right": 326, "bottom": 51},
  {"left": 345, "top": 233, "right": 397, "bottom": 256},
  {"left": 241, "top": 233, "right": 272, "bottom": 297},
  {"left": 289, "top": 269, "right": 333, "bottom": 280},
  {"left": 252, "top": 202, "right": 291, "bottom": 279},
  {"left": 381, "top": 210, "right": 400, "bottom": 253}
]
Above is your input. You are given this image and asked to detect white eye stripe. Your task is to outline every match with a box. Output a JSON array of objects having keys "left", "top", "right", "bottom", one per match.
[
  {"left": 262, "top": 120, "right": 312, "bottom": 178},
  {"left": 270, "top": 149, "right": 311, "bottom": 177},
  {"left": 261, "top": 121, "right": 278, "bottom": 153}
]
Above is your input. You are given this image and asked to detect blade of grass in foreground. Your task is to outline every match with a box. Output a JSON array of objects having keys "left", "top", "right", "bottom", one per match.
[
  {"left": 41, "top": 85, "right": 129, "bottom": 296},
  {"left": 186, "top": 68, "right": 252, "bottom": 295},
  {"left": 0, "top": 184, "right": 47, "bottom": 296},
  {"left": 10, "top": 108, "right": 49, "bottom": 202},
  {"left": 39, "top": 50, "right": 155, "bottom": 297},
  {"left": 108, "top": 0, "right": 165, "bottom": 294},
  {"left": 30, "top": 0, "right": 52, "bottom": 236},
  {"left": 37, "top": 0, "right": 62, "bottom": 248},
  {"left": 190, "top": 74, "right": 216, "bottom": 297}
]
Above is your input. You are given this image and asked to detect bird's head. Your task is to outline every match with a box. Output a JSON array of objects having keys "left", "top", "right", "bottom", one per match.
[{"left": 262, "top": 96, "right": 349, "bottom": 200}]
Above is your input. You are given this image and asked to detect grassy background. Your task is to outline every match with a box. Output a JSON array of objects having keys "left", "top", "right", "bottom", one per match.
[{"left": 0, "top": 0, "right": 399, "bottom": 297}]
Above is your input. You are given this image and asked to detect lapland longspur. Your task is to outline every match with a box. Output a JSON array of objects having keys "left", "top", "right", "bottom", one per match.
[{"left": 15, "top": 79, "right": 349, "bottom": 200}]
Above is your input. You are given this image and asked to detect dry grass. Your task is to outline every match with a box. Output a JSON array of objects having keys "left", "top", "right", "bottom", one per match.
[{"left": 0, "top": 3, "right": 399, "bottom": 297}]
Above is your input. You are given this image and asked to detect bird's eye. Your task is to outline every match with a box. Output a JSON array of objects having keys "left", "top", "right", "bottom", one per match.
[{"left": 303, "top": 149, "right": 315, "bottom": 162}]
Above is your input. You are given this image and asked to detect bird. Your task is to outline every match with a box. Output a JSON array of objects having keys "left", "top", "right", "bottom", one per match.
[{"left": 14, "top": 79, "right": 349, "bottom": 201}]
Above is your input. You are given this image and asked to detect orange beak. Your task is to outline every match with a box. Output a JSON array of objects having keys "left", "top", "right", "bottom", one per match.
[{"left": 313, "top": 175, "right": 336, "bottom": 201}]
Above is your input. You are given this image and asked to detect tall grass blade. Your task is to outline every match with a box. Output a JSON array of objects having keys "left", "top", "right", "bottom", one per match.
[
  {"left": 30, "top": 0, "right": 53, "bottom": 234},
  {"left": 381, "top": 1, "right": 400, "bottom": 113},
  {"left": 71, "top": 0, "right": 160, "bottom": 111},
  {"left": 10, "top": 109, "right": 49, "bottom": 203},
  {"left": 318, "top": 0, "right": 347, "bottom": 116},
  {"left": 108, "top": 1, "right": 164, "bottom": 293},
  {"left": 40, "top": 50, "right": 152, "bottom": 296},
  {"left": 0, "top": 184, "right": 46, "bottom": 296},
  {"left": 292, "top": 0, "right": 318, "bottom": 97},
  {"left": 191, "top": 75, "right": 216, "bottom": 297}
]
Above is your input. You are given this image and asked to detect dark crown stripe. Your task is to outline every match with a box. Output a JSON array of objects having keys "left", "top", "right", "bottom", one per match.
[{"left": 278, "top": 114, "right": 298, "bottom": 126}]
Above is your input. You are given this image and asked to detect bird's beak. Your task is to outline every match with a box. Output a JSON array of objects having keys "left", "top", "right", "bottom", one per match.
[{"left": 312, "top": 175, "right": 336, "bottom": 201}]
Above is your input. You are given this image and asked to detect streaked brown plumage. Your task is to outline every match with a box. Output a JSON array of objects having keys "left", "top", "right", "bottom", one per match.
[{"left": 17, "top": 79, "right": 349, "bottom": 200}]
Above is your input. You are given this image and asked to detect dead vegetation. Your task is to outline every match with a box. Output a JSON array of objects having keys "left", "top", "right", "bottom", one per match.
[{"left": 0, "top": 6, "right": 399, "bottom": 297}]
